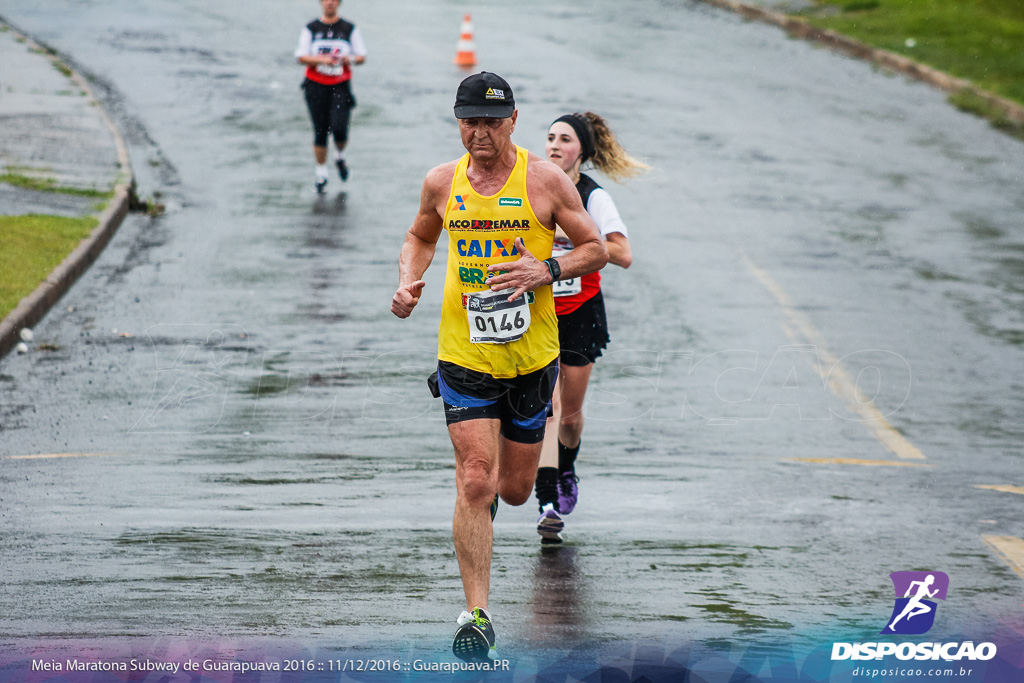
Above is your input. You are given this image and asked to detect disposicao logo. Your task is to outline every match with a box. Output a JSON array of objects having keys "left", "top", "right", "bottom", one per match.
[
  {"left": 882, "top": 571, "right": 948, "bottom": 635},
  {"left": 831, "top": 570, "right": 996, "bottom": 663}
]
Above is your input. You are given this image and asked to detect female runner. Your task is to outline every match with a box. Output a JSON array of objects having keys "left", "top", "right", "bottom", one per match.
[
  {"left": 535, "top": 112, "right": 647, "bottom": 543},
  {"left": 295, "top": 0, "right": 367, "bottom": 192}
]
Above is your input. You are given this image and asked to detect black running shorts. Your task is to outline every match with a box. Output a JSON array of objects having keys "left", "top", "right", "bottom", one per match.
[
  {"left": 429, "top": 358, "right": 559, "bottom": 444},
  {"left": 558, "top": 290, "right": 610, "bottom": 367},
  {"left": 302, "top": 79, "right": 355, "bottom": 147}
]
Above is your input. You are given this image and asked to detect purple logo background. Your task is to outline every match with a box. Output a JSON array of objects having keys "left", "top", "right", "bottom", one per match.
[
  {"left": 881, "top": 570, "right": 949, "bottom": 635},
  {"left": 889, "top": 571, "right": 949, "bottom": 601}
]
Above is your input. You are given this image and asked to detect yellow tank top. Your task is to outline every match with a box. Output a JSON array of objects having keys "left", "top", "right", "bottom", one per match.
[{"left": 438, "top": 146, "right": 558, "bottom": 378}]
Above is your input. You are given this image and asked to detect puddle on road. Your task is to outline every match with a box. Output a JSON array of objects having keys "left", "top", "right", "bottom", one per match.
[
  {"left": 914, "top": 263, "right": 965, "bottom": 283},
  {"left": 0, "top": 402, "right": 34, "bottom": 432},
  {"left": 960, "top": 213, "right": 1007, "bottom": 241},
  {"left": 694, "top": 603, "right": 793, "bottom": 631},
  {"left": 101, "top": 525, "right": 460, "bottom": 624},
  {"left": 950, "top": 291, "right": 1024, "bottom": 346},
  {"left": 213, "top": 476, "right": 351, "bottom": 485}
]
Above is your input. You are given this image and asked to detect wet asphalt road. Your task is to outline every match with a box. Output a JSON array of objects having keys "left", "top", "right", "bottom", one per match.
[{"left": 2, "top": 0, "right": 1024, "bottom": 664}]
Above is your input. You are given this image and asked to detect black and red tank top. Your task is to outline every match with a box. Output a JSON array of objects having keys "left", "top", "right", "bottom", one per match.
[
  {"left": 301, "top": 19, "right": 357, "bottom": 86},
  {"left": 553, "top": 173, "right": 603, "bottom": 316}
]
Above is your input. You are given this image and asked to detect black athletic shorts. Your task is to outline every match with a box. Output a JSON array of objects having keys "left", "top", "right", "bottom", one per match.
[
  {"left": 302, "top": 78, "right": 356, "bottom": 147},
  {"left": 558, "top": 290, "right": 610, "bottom": 367},
  {"left": 428, "top": 358, "right": 559, "bottom": 444}
]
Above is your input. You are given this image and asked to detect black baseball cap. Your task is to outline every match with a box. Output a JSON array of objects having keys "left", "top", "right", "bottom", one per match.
[{"left": 454, "top": 72, "right": 515, "bottom": 119}]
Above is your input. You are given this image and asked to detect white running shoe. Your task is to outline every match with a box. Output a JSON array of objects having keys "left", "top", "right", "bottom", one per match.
[{"left": 537, "top": 503, "right": 564, "bottom": 545}]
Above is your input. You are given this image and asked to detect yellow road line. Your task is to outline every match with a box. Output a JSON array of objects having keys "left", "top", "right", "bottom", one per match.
[
  {"left": 982, "top": 535, "right": 1024, "bottom": 581},
  {"left": 975, "top": 484, "right": 1024, "bottom": 496},
  {"left": 5, "top": 452, "right": 119, "bottom": 460},
  {"left": 788, "top": 457, "right": 932, "bottom": 467},
  {"left": 740, "top": 251, "right": 926, "bottom": 460}
]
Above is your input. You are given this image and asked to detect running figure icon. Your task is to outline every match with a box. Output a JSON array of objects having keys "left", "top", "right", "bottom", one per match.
[
  {"left": 887, "top": 574, "right": 938, "bottom": 631},
  {"left": 882, "top": 570, "right": 949, "bottom": 635}
]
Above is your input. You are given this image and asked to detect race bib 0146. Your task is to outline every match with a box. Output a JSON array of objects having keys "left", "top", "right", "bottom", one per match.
[{"left": 466, "top": 288, "right": 530, "bottom": 344}]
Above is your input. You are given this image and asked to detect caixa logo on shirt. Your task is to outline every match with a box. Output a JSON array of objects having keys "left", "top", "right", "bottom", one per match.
[{"left": 831, "top": 571, "right": 997, "bottom": 662}]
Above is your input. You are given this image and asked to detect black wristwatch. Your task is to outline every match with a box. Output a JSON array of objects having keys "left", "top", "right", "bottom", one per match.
[{"left": 543, "top": 257, "right": 561, "bottom": 283}]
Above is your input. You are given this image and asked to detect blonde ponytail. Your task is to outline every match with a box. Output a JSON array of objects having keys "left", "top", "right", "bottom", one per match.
[{"left": 580, "top": 112, "right": 648, "bottom": 183}]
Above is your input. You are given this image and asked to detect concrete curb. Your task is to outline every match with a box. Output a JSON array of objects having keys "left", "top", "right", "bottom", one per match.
[
  {"left": 697, "top": 0, "right": 1024, "bottom": 126},
  {"left": 0, "top": 22, "right": 135, "bottom": 360}
]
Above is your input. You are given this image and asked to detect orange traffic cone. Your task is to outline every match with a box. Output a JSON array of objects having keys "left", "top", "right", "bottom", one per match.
[{"left": 454, "top": 14, "right": 477, "bottom": 67}]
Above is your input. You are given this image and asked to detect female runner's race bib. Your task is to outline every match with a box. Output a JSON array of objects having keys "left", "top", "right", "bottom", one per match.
[
  {"left": 466, "top": 288, "right": 530, "bottom": 344},
  {"left": 551, "top": 240, "right": 581, "bottom": 297},
  {"left": 315, "top": 47, "right": 347, "bottom": 77}
]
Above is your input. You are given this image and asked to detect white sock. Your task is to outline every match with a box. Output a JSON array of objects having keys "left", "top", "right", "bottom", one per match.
[
  {"left": 335, "top": 150, "right": 346, "bottom": 162},
  {"left": 316, "top": 164, "right": 329, "bottom": 179}
]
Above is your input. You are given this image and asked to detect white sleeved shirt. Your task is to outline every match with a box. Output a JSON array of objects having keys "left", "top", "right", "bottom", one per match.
[
  {"left": 295, "top": 25, "right": 366, "bottom": 58},
  {"left": 586, "top": 187, "right": 628, "bottom": 239}
]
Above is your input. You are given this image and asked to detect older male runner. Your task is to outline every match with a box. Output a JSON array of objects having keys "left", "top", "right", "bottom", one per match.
[{"left": 391, "top": 72, "right": 607, "bottom": 662}]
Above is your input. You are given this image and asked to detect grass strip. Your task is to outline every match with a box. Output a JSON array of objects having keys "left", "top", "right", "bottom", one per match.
[
  {"left": 796, "top": 0, "right": 1024, "bottom": 134},
  {"left": 0, "top": 214, "right": 97, "bottom": 318},
  {"left": 0, "top": 172, "right": 113, "bottom": 198}
]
